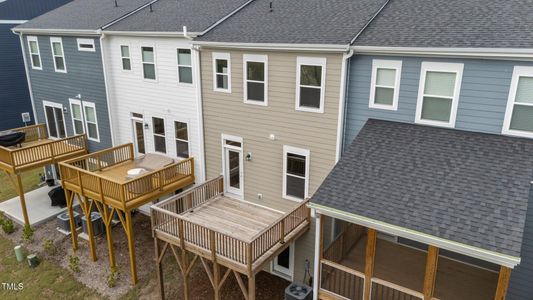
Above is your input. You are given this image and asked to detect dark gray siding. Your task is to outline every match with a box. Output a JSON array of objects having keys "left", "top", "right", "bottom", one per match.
[
  {"left": 24, "top": 35, "right": 112, "bottom": 151},
  {"left": 344, "top": 54, "right": 533, "bottom": 300}
]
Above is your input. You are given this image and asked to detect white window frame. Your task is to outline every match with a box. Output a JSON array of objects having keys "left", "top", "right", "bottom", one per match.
[
  {"left": 120, "top": 44, "right": 132, "bottom": 71},
  {"left": 282, "top": 145, "right": 310, "bottom": 202},
  {"left": 50, "top": 37, "right": 67, "bottom": 73},
  {"left": 212, "top": 52, "right": 231, "bottom": 93},
  {"left": 152, "top": 116, "right": 166, "bottom": 154},
  {"left": 141, "top": 46, "right": 157, "bottom": 81},
  {"left": 174, "top": 120, "right": 190, "bottom": 159},
  {"left": 221, "top": 134, "right": 244, "bottom": 199},
  {"left": 415, "top": 62, "right": 464, "bottom": 128},
  {"left": 295, "top": 56, "right": 327, "bottom": 113},
  {"left": 502, "top": 66, "right": 533, "bottom": 138},
  {"left": 82, "top": 101, "right": 100, "bottom": 142},
  {"left": 76, "top": 38, "right": 95, "bottom": 52},
  {"left": 42, "top": 101, "right": 66, "bottom": 139},
  {"left": 27, "top": 36, "right": 42, "bottom": 70},
  {"left": 272, "top": 243, "right": 295, "bottom": 280},
  {"left": 243, "top": 54, "right": 268, "bottom": 106},
  {"left": 177, "top": 48, "right": 193, "bottom": 85},
  {"left": 69, "top": 99, "right": 85, "bottom": 135},
  {"left": 369, "top": 59, "right": 402, "bottom": 111}
]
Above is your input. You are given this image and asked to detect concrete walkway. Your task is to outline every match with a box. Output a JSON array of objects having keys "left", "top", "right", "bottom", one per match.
[{"left": 0, "top": 185, "right": 76, "bottom": 226}]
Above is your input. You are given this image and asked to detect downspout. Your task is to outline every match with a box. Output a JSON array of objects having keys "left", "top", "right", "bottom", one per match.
[
  {"left": 15, "top": 32, "right": 38, "bottom": 127},
  {"left": 98, "top": 29, "right": 116, "bottom": 146},
  {"left": 192, "top": 44, "right": 206, "bottom": 183},
  {"left": 335, "top": 48, "right": 354, "bottom": 162}
]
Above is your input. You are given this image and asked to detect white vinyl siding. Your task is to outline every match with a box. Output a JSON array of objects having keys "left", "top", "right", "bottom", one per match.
[
  {"left": 296, "top": 57, "right": 326, "bottom": 113},
  {"left": 243, "top": 54, "right": 268, "bottom": 105},
  {"left": 121, "top": 45, "right": 131, "bottom": 71},
  {"left": 27, "top": 36, "right": 42, "bottom": 70},
  {"left": 77, "top": 38, "right": 95, "bottom": 52},
  {"left": 213, "top": 52, "right": 231, "bottom": 92},
  {"left": 177, "top": 49, "right": 193, "bottom": 84},
  {"left": 174, "top": 121, "right": 189, "bottom": 158},
  {"left": 283, "top": 146, "right": 310, "bottom": 202},
  {"left": 69, "top": 99, "right": 84, "bottom": 135},
  {"left": 142, "top": 46, "right": 156, "bottom": 80},
  {"left": 503, "top": 66, "right": 533, "bottom": 138},
  {"left": 415, "top": 62, "right": 463, "bottom": 128},
  {"left": 369, "top": 59, "right": 402, "bottom": 110},
  {"left": 50, "top": 37, "right": 66, "bottom": 73},
  {"left": 83, "top": 102, "right": 99, "bottom": 142}
]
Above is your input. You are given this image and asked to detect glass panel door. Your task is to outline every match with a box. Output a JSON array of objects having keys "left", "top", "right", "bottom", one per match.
[
  {"left": 133, "top": 120, "right": 145, "bottom": 155},
  {"left": 44, "top": 105, "right": 66, "bottom": 138},
  {"left": 223, "top": 139, "right": 243, "bottom": 197}
]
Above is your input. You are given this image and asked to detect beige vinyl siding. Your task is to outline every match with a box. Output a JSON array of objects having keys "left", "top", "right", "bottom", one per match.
[{"left": 201, "top": 48, "right": 343, "bottom": 281}]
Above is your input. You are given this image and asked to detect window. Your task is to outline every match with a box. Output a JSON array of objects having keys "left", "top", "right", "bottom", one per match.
[
  {"left": 177, "top": 49, "right": 193, "bottom": 84},
  {"left": 243, "top": 54, "right": 267, "bottom": 105},
  {"left": 82, "top": 102, "right": 99, "bottom": 141},
  {"left": 296, "top": 57, "right": 326, "bottom": 112},
  {"left": 272, "top": 243, "right": 294, "bottom": 279},
  {"left": 283, "top": 146, "right": 310, "bottom": 202},
  {"left": 27, "top": 36, "right": 42, "bottom": 70},
  {"left": 43, "top": 101, "right": 66, "bottom": 139},
  {"left": 415, "top": 62, "right": 463, "bottom": 127},
  {"left": 152, "top": 117, "right": 166, "bottom": 153},
  {"left": 369, "top": 60, "right": 402, "bottom": 110},
  {"left": 121, "top": 45, "right": 131, "bottom": 71},
  {"left": 50, "top": 37, "right": 66, "bottom": 73},
  {"left": 77, "top": 38, "right": 95, "bottom": 52},
  {"left": 174, "top": 121, "right": 189, "bottom": 158},
  {"left": 213, "top": 52, "right": 231, "bottom": 92},
  {"left": 69, "top": 99, "right": 84, "bottom": 135},
  {"left": 503, "top": 66, "right": 533, "bottom": 138},
  {"left": 142, "top": 46, "right": 156, "bottom": 80}
]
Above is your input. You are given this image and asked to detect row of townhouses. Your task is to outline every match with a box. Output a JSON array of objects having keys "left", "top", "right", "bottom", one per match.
[{"left": 8, "top": 0, "right": 533, "bottom": 299}]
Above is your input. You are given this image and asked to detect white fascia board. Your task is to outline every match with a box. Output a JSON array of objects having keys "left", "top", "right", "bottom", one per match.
[
  {"left": 11, "top": 28, "right": 98, "bottom": 36},
  {"left": 193, "top": 41, "right": 349, "bottom": 52},
  {"left": 309, "top": 202, "right": 521, "bottom": 268},
  {"left": 0, "top": 20, "right": 27, "bottom": 24},
  {"left": 102, "top": 30, "right": 199, "bottom": 38},
  {"left": 351, "top": 46, "right": 533, "bottom": 60}
]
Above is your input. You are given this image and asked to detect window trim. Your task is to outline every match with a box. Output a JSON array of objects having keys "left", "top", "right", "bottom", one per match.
[
  {"left": 50, "top": 37, "right": 67, "bottom": 73},
  {"left": 120, "top": 44, "right": 132, "bottom": 72},
  {"left": 42, "top": 100, "right": 66, "bottom": 139},
  {"left": 295, "top": 56, "right": 327, "bottom": 113},
  {"left": 282, "top": 145, "right": 310, "bottom": 202},
  {"left": 177, "top": 48, "right": 193, "bottom": 85},
  {"left": 69, "top": 98, "right": 85, "bottom": 136},
  {"left": 212, "top": 52, "right": 231, "bottom": 93},
  {"left": 141, "top": 46, "right": 157, "bottom": 81},
  {"left": 27, "top": 36, "right": 42, "bottom": 70},
  {"left": 502, "top": 66, "right": 533, "bottom": 138},
  {"left": 271, "top": 242, "right": 295, "bottom": 281},
  {"left": 82, "top": 101, "right": 100, "bottom": 142},
  {"left": 152, "top": 116, "right": 166, "bottom": 154},
  {"left": 174, "top": 120, "right": 190, "bottom": 159},
  {"left": 76, "top": 38, "right": 95, "bottom": 52},
  {"left": 243, "top": 54, "right": 268, "bottom": 106},
  {"left": 415, "top": 62, "right": 464, "bottom": 128},
  {"left": 369, "top": 59, "right": 402, "bottom": 111}
]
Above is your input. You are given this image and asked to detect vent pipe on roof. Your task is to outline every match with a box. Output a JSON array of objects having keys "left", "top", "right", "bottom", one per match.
[
  {"left": 269, "top": 2, "right": 273, "bottom": 12},
  {"left": 114, "top": 0, "right": 118, "bottom": 7},
  {"left": 149, "top": 3, "right": 153, "bottom": 12}
]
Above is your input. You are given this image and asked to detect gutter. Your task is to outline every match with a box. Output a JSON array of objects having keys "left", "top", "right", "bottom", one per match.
[
  {"left": 309, "top": 203, "right": 521, "bottom": 268},
  {"left": 351, "top": 46, "right": 533, "bottom": 60},
  {"left": 191, "top": 41, "right": 348, "bottom": 52},
  {"left": 11, "top": 28, "right": 98, "bottom": 35},
  {"left": 102, "top": 30, "right": 200, "bottom": 37},
  {"left": 97, "top": 29, "right": 116, "bottom": 147}
]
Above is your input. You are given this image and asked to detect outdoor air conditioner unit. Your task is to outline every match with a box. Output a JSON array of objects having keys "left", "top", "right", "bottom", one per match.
[
  {"left": 57, "top": 211, "right": 81, "bottom": 233},
  {"left": 285, "top": 283, "right": 312, "bottom": 300},
  {"left": 81, "top": 212, "right": 104, "bottom": 236}
]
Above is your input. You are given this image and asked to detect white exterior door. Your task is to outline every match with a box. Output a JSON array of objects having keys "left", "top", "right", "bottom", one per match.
[
  {"left": 222, "top": 135, "right": 243, "bottom": 197},
  {"left": 133, "top": 120, "right": 145, "bottom": 156}
]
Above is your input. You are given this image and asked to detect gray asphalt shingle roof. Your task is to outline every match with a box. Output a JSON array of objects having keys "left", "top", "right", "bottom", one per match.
[
  {"left": 15, "top": 0, "right": 150, "bottom": 31},
  {"left": 353, "top": 0, "right": 533, "bottom": 48},
  {"left": 311, "top": 119, "right": 533, "bottom": 257},
  {"left": 105, "top": 0, "right": 251, "bottom": 32},
  {"left": 196, "top": 0, "right": 388, "bottom": 44}
]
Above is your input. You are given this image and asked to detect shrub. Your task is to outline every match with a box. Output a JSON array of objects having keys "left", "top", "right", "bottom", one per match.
[
  {"left": 68, "top": 255, "right": 80, "bottom": 273},
  {"left": 43, "top": 239, "right": 57, "bottom": 256},
  {"left": 1, "top": 218, "right": 15, "bottom": 234},
  {"left": 21, "top": 224, "right": 34, "bottom": 242},
  {"left": 107, "top": 266, "right": 120, "bottom": 287}
]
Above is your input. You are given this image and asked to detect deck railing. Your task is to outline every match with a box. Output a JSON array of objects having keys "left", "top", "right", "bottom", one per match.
[
  {"left": 59, "top": 144, "right": 194, "bottom": 209},
  {"left": 320, "top": 259, "right": 365, "bottom": 300},
  {"left": 151, "top": 176, "right": 311, "bottom": 270},
  {"left": 370, "top": 278, "right": 424, "bottom": 300}
]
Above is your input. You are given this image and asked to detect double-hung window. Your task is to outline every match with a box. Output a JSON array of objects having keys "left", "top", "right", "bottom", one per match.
[
  {"left": 50, "top": 37, "right": 66, "bottom": 73},
  {"left": 415, "top": 62, "right": 463, "bottom": 127},
  {"left": 213, "top": 52, "right": 231, "bottom": 92},
  {"left": 121, "top": 45, "right": 131, "bottom": 71},
  {"left": 83, "top": 102, "right": 99, "bottom": 141},
  {"left": 243, "top": 54, "right": 267, "bottom": 105},
  {"left": 69, "top": 99, "right": 84, "bottom": 135},
  {"left": 174, "top": 121, "right": 189, "bottom": 158},
  {"left": 369, "top": 60, "right": 402, "bottom": 110},
  {"left": 177, "top": 49, "right": 193, "bottom": 84},
  {"left": 152, "top": 117, "right": 166, "bottom": 153},
  {"left": 296, "top": 57, "right": 326, "bottom": 113},
  {"left": 503, "top": 66, "right": 533, "bottom": 137},
  {"left": 27, "top": 36, "right": 42, "bottom": 70},
  {"left": 142, "top": 46, "right": 156, "bottom": 80},
  {"left": 283, "top": 146, "right": 310, "bottom": 202}
]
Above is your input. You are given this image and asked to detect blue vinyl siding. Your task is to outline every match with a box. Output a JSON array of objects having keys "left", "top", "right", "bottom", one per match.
[
  {"left": 24, "top": 35, "right": 112, "bottom": 151},
  {"left": 344, "top": 54, "right": 533, "bottom": 300}
]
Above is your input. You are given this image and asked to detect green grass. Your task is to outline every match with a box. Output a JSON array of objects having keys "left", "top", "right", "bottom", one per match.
[
  {"left": 0, "top": 169, "right": 43, "bottom": 202},
  {"left": 0, "top": 236, "right": 102, "bottom": 299}
]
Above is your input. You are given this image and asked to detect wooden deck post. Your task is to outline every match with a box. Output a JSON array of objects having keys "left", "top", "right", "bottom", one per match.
[
  {"left": 363, "top": 228, "right": 377, "bottom": 300},
  {"left": 80, "top": 196, "right": 97, "bottom": 262},
  {"left": 494, "top": 266, "right": 511, "bottom": 300},
  {"left": 154, "top": 238, "right": 165, "bottom": 300},
  {"left": 65, "top": 189, "right": 78, "bottom": 250},
  {"left": 124, "top": 210, "right": 138, "bottom": 284},
  {"left": 248, "top": 273, "right": 256, "bottom": 300},
  {"left": 210, "top": 230, "right": 221, "bottom": 300},
  {"left": 313, "top": 213, "right": 324, "bottom": 300},
  {"left": 178, "top": 218, "right": 190, "bottom": 300},
  {"left": 103, "top": 207, "right": 116, "bottom": 268},
  {"left": 423, "top": 245, "right": 439, "bottom": 300},
  {"left": 15, "top": 173, "right": 30, "bottom": 225}
]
